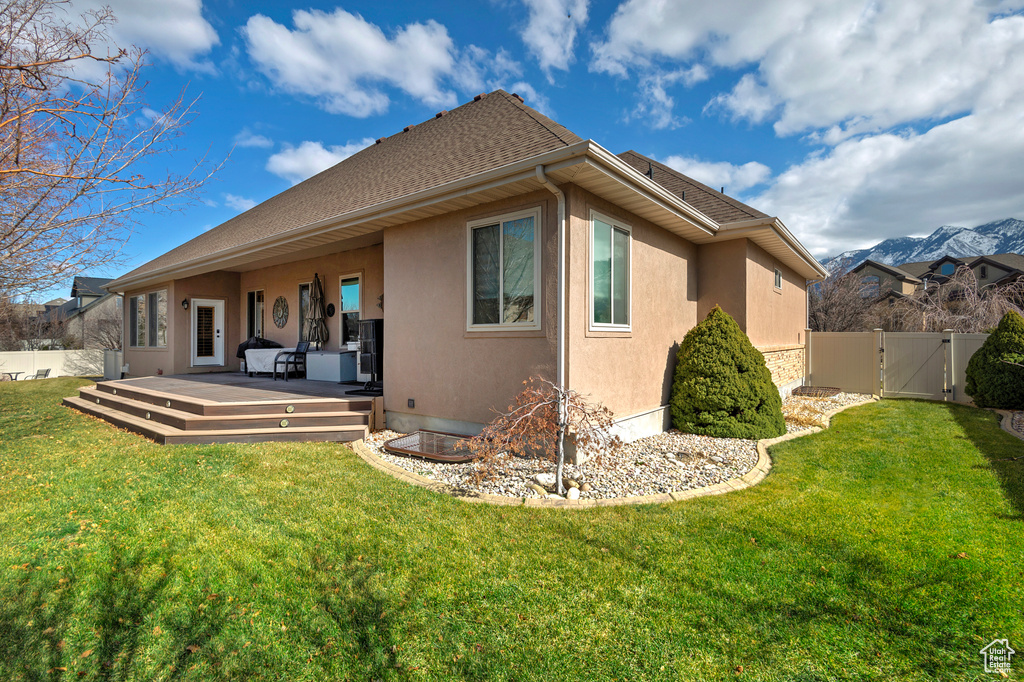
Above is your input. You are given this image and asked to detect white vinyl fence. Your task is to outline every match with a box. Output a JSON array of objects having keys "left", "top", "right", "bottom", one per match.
[
  {"left": 0, "top": 349, "right": 107, "bottom": 379},
  {"left": 807, "top": 330, "right": 989, "bottom": 402}
]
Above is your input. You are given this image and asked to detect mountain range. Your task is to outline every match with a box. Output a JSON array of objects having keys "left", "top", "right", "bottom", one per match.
[{"left": 825, "top": 218, "right": 1024, "bottom": 269}]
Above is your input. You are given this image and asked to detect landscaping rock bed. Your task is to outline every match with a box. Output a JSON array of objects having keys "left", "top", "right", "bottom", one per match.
[
  {"left": 1012, "top": 410, "right": 1024, "bottom": 437},
  {"left": 363, "top": 392, "right": 872, "bottom": 500}
]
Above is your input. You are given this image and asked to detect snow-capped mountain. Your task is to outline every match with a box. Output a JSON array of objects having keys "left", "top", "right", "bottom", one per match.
[{"left": 825, "top": 218, "right": 1024, "bottom": 268}]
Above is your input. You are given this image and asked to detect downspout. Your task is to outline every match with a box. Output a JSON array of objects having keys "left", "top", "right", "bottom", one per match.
[
  {"left": 534, "top": 165, "right": 566, "bottom": 396},
  {"left": 536, "top": 165, "right": 567, "bottom": 495}
]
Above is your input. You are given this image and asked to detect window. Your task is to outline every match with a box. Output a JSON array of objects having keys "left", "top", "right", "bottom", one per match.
[
  {"left": 128, "top": 290, "right": 167, "bottom": 347},
  {"left": 467, "top": 207, "right": 541, "bottom": 330},
  {"left": 940, "top": 262, "right": 955, "bottom": 276},
  {"left": 247, "top": 290, "right": 264, "bottom": 339},
  {"left": 590, "top": 211, "right": 631, "bottom": 328},
  {"left": 979, "top": 265, "right": 988, "bottom": 279},
  {"left": 774, "top": 267, "right": 783, "bottom": 290},
  {"left": 339, "top": 275, "right": 361, "bottom": 343},
  {"left": 298, "top": 283, "right": 311, "bottom": 342}
]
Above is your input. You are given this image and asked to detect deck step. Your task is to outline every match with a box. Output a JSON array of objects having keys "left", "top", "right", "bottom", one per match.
[
  {"left": 64, "top": 396, "right": 368, "bottom": 445},
  {"left": 77, "top": 386, "right": 368, "bottom": 431},
  {"left": 93, "top": 379, "right": 374, "bottom": 416}
]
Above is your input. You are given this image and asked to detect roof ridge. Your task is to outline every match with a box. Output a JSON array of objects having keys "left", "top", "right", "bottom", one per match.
[{"left": 495, "top": 90, "right": 580, "bottom": 148}]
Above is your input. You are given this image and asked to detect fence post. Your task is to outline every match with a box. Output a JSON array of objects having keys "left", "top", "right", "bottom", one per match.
[
  {"left": 942, "top": 329, "right": 954, "bottom": 402},
  {"left": 873, "top": 328, "right": 884, "bottom": 397},
  {"left": 804, "top": 328, "right": 812, "bottom": 387}
]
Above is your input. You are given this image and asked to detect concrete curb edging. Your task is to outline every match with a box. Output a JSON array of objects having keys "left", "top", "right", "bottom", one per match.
[
  {"left": 994, "top": 409, "right": 1024, "bottom": 441},
  {"left": 348, "top": 396, "right": 881, "bottom": 509}
]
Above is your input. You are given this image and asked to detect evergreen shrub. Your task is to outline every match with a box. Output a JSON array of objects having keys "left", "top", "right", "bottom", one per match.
[
  {"left": 964, "top": 310, "right": 1024, "bottom": 409},
  {"left": 670, "top": 306, "right": 786, "bottom": 439}
]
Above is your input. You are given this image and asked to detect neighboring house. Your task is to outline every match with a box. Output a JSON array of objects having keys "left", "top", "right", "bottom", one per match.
[
  {"left": 35, "top": 277, "right": 123, "bottom": 349},
  {"left": 105, "top": 90, "right": 827, "bottom": 439},
  {"left": 853, "top": 253, "right": 1024, "bottom": 299}
]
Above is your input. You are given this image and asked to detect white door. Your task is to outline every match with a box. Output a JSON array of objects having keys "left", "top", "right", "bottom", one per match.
[{"left": 191, "top": 299, "right": 225, "bottom": 366}]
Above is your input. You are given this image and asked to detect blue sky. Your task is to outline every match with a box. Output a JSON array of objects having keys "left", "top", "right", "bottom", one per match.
[{"left": 55, "top": 0, "right": 1024, "bottom": 300}]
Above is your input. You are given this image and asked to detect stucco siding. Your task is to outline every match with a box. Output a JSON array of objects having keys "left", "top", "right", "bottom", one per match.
[
  {"left": 122, "top": 280, "right": 175, "bottom": 377},
  {"left": 565, "top": 185, "right": 698, "bottom": 418},
  {"left": 383, "top": 190, "right": 557, "bottom": 429},
  {"left": 173, "top": 272, "right": 242, "bottom": 374},
  {"left": 696, "top": 239, "right": 747, "bottom": 327},
  {"left": 745, "top": 241, "right": 807, "bottom": 348}
]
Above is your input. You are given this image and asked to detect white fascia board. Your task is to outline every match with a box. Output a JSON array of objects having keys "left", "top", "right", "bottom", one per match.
[{"left": 717, "top": 216, "right": 828, "bottom": 280}]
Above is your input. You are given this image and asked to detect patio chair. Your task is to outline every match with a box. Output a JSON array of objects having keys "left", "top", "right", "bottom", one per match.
[
  {"left": 25, "top": 368, "right": 50, "bottom": 380},
  {"left": 273, "top": 342, "right": 310, "bottom": 381}
]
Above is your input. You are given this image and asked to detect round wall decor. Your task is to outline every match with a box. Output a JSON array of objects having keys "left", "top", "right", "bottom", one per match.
[
  {"left": 273, "top": 296, "right": 289, "bottom": 328},
  {"left": 326, "top": 303, "right": 336, "bottom": 317}
]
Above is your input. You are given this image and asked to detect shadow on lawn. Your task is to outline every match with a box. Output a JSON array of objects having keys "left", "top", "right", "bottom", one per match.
[
  {"left": 950, "top": 403, "right": 1024, "bottom": 522},
  {"left": 0, "top": 543, "right": 232, "bottom": 681}
]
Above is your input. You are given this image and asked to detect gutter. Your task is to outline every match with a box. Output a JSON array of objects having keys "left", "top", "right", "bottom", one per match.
[
  {"left": 534, "top": 165, "right": 567, "bottom": 396},
  {"left": 717, "top": 217, "right": 829, "bottom": 279}
]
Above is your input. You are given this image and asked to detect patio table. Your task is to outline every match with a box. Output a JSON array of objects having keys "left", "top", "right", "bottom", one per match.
[
  {"left": 245, "top": 347, "right": 296, "bottom": 376},
  {"left": 5, "top": 371, "right": 23, "bottom": 381}
]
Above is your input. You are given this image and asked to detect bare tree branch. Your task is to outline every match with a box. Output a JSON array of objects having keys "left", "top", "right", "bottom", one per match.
[{"left": 0, "top": 0, "right": 220, "bottom": 296}]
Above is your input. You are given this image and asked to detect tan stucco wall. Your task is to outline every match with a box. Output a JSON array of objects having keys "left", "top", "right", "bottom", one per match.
[
  {"left": 975, "top": 262, "right": 1011, "bottom": 287},
  {"left": 237, "top": 244, "right": 384, "bottom": 351},
  {"left": 564, "top": 185, "right": 698, "bottom": 418},
  {"left": 856, "top": 263, "right": 915, "bottom": 295},
  {"left": 696, "top": 239, "right": 747, "bottom": 326},
  {"left": 744, "top": 241, "right": 806, "bottom": 348},
  {"left": 383, "top": 190, "right": 557, "bottom": 427}
]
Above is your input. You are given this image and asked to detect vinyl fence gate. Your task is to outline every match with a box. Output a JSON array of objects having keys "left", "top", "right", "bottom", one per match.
[{"left": 807, "top": 330, "right": 989, "bottom": 401}]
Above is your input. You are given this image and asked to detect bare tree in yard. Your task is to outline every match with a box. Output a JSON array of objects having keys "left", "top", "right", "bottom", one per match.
[
  {"left": 465, "top": 377, "right": 622, "bottom": 496},
  {"left": 808, "top": 259, "right": 876, "bottom": 332},
  {"left": 1, "top": 0, "right": 217, "bottom": 297},
  {"left": 884, "top": 266, "right": 1024, "bottom": 332}
]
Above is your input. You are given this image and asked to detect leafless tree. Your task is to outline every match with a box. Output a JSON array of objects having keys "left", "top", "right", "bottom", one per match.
[
  {"left": 808, "top": 259, "right": 876, "bottom": 332},
  {"left": 882, "top": 266, "right": 1024, "bottom": 332},
  {"left": 1, "top": 0, "right": 218, "bottom": 297},
  {"left": 464, "top": 377, "right": 621, "bottom": 496},
  {"left": 90, "top": 311, "right": 121, "bottom": 349}
]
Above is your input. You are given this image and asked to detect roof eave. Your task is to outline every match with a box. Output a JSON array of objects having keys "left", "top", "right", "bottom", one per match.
[{"left": 714, "top": 216, "right": 829, "bottom": 279}]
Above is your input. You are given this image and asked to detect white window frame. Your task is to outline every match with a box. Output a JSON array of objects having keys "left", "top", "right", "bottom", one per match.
[
  {"left": 465, "top": 206, "right": 543, "bottom": 332},
  {"left": 589, "top": 209, "right": 632, "bottom": 332},
  {"left": 338, "top": 273, "right": 362, "bottom": 343},
  {"left": 774, "top": 267, "right": 783, "bottom": 290},
  {"left": 128, "top": 289, "right": 168, "bottom": 348}
]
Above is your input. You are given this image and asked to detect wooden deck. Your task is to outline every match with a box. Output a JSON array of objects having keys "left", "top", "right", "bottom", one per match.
[{"left": 63, "top": 373, "right": 381, "bottom": 445}]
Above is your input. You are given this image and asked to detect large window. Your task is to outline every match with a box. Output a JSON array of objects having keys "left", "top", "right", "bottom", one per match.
[
  {"left": 247, "top": 290, "right": 264, "bottom": 339},
  {"left": 128, "top": 290, "right": 167, "bottom": 347},
  {"left": 467, "top": 207, "right": 541, "bottom": 330},
  {"left": 591, "top": 211, "right": 631, "bottom": 328},
  {"left": 298, "top": 283, "right": 311, "bottom": 342},
  {"left": 339, "top": 275, "right": 361, "bottom": 343}
]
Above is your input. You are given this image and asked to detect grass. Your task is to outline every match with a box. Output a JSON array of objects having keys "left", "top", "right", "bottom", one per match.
[{"left": 1, "top": 378, "right": 1022, "bottom": 681}]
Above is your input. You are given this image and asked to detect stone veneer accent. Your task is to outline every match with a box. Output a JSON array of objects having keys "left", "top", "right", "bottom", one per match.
[{"left": 759, "top": 344, "right": 805, "bottom": 389}]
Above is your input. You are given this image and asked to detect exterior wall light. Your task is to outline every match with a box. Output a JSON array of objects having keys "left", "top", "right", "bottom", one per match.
[{"left": 181, "top": 298, "right": 189, "bottom": 310}]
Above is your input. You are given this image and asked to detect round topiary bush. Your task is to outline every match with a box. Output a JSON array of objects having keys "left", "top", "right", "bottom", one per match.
[
  {"left": 670, "top": 305, "right": 785, "bottom": 439},
  {"left": 964, "top": 310, "right": 1024, "bottom": 409}
]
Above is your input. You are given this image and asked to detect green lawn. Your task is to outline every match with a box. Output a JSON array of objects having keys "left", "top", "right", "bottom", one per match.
[{"left": 1, "top": 378, "right": 1022, "bottom": 681}]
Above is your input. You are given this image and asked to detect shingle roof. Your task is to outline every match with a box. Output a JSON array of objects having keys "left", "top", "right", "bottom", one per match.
[
  {"left": 852, "top": 259, "right": 921, "bottom": 282},
  {"left": 71, "top": 277, "right": 113, "bottom": 297},
  {"left": 897, "top": 253, "right": 1024, "bottom": 277},
  {"left": 121, "top": 90, "right": 583, "bottom": 281},
  {"left": 616, "top": 151, "right": 769, "bottom": 224}
]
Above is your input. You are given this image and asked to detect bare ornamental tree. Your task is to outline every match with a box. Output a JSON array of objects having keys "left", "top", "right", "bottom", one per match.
[
  {"left": 1, "top": 0, "right": 218, "bottom": 297},
  {"left": 881, "top": 266, "right": 1024, "bottom": 333},
  {"left": 464, "top": 377, "right": 622, "bottom": 496},
  {"left": 808, "top": 259, "right": 876, "bottom": 332}
]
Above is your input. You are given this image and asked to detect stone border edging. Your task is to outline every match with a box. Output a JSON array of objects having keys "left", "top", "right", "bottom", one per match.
[
  {"left": 348, "top": 396, "right": 880, "bottom": 509},
  {"left": 994, "top": 409, "right": 1024, "bottom": 441}
]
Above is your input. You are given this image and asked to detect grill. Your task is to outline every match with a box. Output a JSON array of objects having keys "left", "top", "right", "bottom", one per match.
[{"left": 383, "top": 431, "right": 477, "bottom": 463}]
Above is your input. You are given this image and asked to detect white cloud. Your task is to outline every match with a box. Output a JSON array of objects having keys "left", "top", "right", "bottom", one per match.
[
  {"left": 519, "top": 0, "right": 589, "bottom": 80},
  {"left": 661, "top": 155, "right": 771, "bottom": 193},
  {"left": 594, "top": 0, "right": 1024, "bottom": 136},
  {"left": 751, "top": 100, "right": 1024, "bottom": 256},
  {"left": 224, "top": 194, "right": 257, "bottom": 212},
  {"left": 70, "top": 0, "right": 219, "bottom": 70},
  {"left": 266, "top": 139, "right": 375, "bottom": 185},
  {"left": 234, "top": 129, "right": 274, "bottom": 148},
  {"left": 243, "top": 9, "right": 514, "bottom": 117},
  {"left": 631, "top": 67, "right": 707, "bottom": 130}
]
